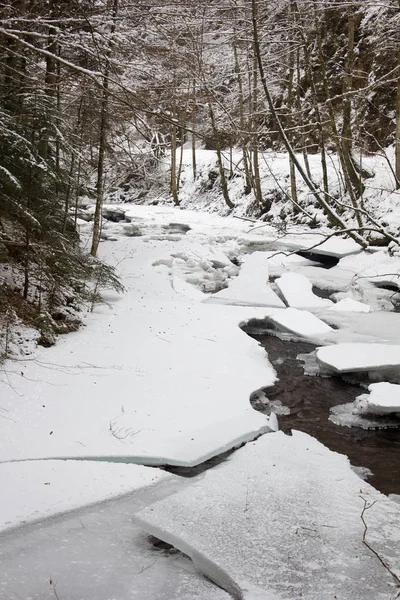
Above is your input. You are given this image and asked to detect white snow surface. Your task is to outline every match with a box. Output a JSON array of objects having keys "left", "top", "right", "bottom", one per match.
[
  {"left": 317, "top": 343, "right": 400, "bottom": 373},
  {"left": 2, "top": 204, "right": 400, "bottom": 599},
  {"left": 136, "top": 431, "right": 400, "bottom": 600},
  {"left": 275, "top": 272, "right": 333, "bottom": 309},
  {"left": 1, "top": 216, "right": 278, "bottom": 468}
]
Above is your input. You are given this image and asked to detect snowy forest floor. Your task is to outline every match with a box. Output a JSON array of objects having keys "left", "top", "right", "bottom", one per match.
[{"left": 1, "top": 201, "right": 400, "bottom": 598}]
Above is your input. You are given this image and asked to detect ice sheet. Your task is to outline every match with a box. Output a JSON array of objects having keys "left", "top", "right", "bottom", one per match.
[
  {"left": 275, "top": 272, "right": 333, "bottom": 309},
  {"left": 268, "top": 308, "right": 335, "bottom": 339},
  {"left": 136, "top": 431, "right": 400, "bottom": 600},
  {"left": 206, "top": 251, "right": 285, "bottom": 307},
  {"left": 0, "top": 479, "right": 230, "bottom": 600},
  {"left": 274, "top": 234, "right": 362, "bottom": 257},
  {"left": 317, "top": 343, "right": 400, "bottom": 373},
  {"left": 0, "top": 460, "right": 168, "bottom": 532},
  {"left": 328, "top": 297, "right": 371, "bottom": 312}
]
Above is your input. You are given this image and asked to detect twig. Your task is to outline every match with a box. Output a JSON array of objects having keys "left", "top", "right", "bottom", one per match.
[
  {"left": 233, "top": 215, "right": 258, "bottom": 223},
  {"left": 134, "top": 559, "right": 157, "bottom": 575},
  {"left": 49, "top": 579, "right": 61, "bottom": 600},
  {"left": 360, "top": 496, "right": 400, "bottom": 590}
]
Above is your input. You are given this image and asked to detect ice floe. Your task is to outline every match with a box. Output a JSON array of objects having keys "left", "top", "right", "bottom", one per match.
[
  {"left": 329, "top": 402, "right": 400, "bottom": 430},
  {"left": 136, "top": 431, "right": 400, "bottom": 600},
  {"left": 206, "top": 251, "right": 285, "bottom": 308},
  {"left": 0, "top": 460, "right": 169, "bottom": 532},
  {"left": 328, "top": 297, "right": 371, "bottom": 312},
  {"left": 0, "top": 479, "right": 230, "bottom": 600},
  {"left": 356, "top": 382, "right": 400, "bottom": 415},
  {"left": 274, "top": 234, "right": 362, "bottom": 258},
  {"left": 317, "top": 343, "right": 400, "bottom": 374},
  {"left": 275, "top": 272, "right": 333, "bottom": 309},
  {"left": 268, "top": 307, "right": 335, "bottom": 338}
]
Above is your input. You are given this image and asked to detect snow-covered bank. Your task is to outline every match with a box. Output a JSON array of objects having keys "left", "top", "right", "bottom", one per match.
[
  {"left": 108, "top": 147, "right": 400, "bottom": 243},
  {"left": 0, "top": 244, "right": 277, "bottom": 466}
]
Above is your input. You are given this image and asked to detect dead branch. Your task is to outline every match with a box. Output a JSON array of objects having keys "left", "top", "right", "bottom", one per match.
[{"left": 360, "top": 496, "right": 400, "bottom": 592}]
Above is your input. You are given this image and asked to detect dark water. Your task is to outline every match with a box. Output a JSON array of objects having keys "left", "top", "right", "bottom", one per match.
[{"left": 249, "top": 333, "right": 400, "bottom": 496}]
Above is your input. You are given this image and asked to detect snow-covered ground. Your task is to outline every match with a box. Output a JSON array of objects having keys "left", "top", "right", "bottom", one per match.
[{"left": 1, "top": 205, "right": 400, "bottom": 599}]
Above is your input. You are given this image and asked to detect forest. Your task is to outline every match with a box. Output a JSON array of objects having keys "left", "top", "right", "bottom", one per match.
[{"left": 0, "top": 0, "right": 399, "bottom": 342}]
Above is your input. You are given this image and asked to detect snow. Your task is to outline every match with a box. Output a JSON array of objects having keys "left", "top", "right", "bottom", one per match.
[
  {"left": 1, "top": 208, "right": 279, "bottom": 478},
  {"left": 2, "top": 202, "right": 400, "bottom": 599},
  {"left": 275, "top": 272, "right": 333, "bottom": 309},
  {"left": 357, "top": 382, "right": 400, "bottom": 415},
  {"left": 268, "top": 307, "right": 335, "bottom": 338},
  {"left": 317, "top": 343, "right": 400, "bottom": 373},
  {"left": 206, "top": 251, "right": 285, "bottom": 308},
  {"left": 135, "top": 431, "right": 400, "bottom": 600},
  {"left": 0, "top": 460, "right": 169, "bottom": 532}
]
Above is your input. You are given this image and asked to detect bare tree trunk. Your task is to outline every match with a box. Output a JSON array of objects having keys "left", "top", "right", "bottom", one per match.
[
  {"left": 233, "top": 37, "right": 252, "bottom": 194},
  {"left": 251, "top": 53, "right": 263, "bottom": 208},
  {"left": 170, "top": 122, "right": 179, "bottom": 205},
  {"left": 287, "top": 2, "right": 298, "bottom": 208},
  {"left": 342, "top": 6, "right": 364, "bottom": 202},
  {"left": 396, "top": 48, "right": 400, "bottom": 189},
  {"left": 292, "top": 0, "right": 329, "bottom": 195},
  {"left": 191, "top": 81, "right": 197, "bottom": 181},
  {"left": 177, "top": 126, "right": 185, "bottom": 191},
  {"left": 313, "top": 2, "right": 363, "bottom": 228},
  {"left": 91, "top": 0, "right": 119, "bottom": 257},
  {"left": 208, "top": 102, "right": 234, "bottom": 209}
]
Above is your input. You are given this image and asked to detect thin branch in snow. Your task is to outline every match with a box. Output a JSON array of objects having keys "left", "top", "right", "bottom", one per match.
[{"left": 360, "top": 496, "right": 400, "bottom": 592}]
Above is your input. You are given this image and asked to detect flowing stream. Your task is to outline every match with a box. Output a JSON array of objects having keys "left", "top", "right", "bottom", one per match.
[{"left": 246, "top": 331, "right": 400, "bottom": 496}]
